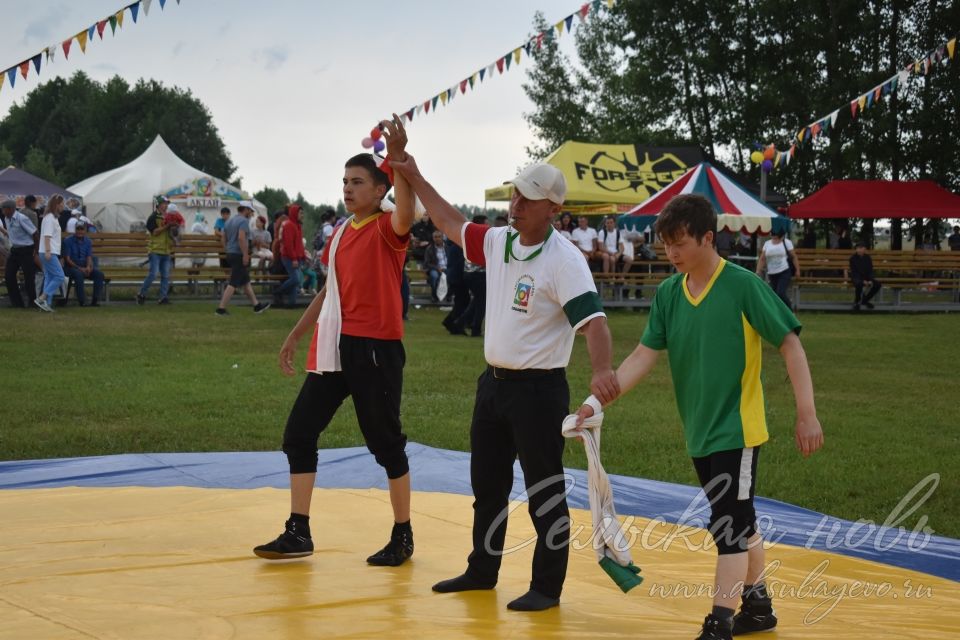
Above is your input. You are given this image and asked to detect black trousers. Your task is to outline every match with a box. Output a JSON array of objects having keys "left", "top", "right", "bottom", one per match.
[
  {"left": 457, "top": 271, "right": 486, "bottom": 334},
  {"left": 283, "top": 335, "right": 408, "bottom": 479},
  {"left": 4, "top": 246, "right": 37, "bottom": 307},
  {"left": 853, "top": 278, "right": 881, "bottom": 304},
  {"left": 465, "top": 367, "right": 570, "bottom": 599}
]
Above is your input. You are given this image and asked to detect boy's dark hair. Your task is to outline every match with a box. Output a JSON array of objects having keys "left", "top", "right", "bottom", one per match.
[
  {"left": 472, "top": 215, "right": 487, "bottom": 225},
  {"left": 345, "top": 153, "right": 391, "bottom": 192},
  {"left": 495, "top": 215, "right": 508, "bottom": 223},
  {"left": 25, "top": 195, "right": 37, "bottom": 206},
  {"left": 220, "top": 207, "right": 230, "bottom": 214},
  {"left": 655, "top": 194, "right": 717, "bottom": 244}
]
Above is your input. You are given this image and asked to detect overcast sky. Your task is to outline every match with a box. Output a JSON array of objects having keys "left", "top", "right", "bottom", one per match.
[{"left": 1, "top": 0, "right": 585, "bottom": 208}]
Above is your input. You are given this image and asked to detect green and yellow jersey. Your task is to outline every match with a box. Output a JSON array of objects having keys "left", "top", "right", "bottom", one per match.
[{"left": 641, "top": 259, "right": 801, "bottom": 458}]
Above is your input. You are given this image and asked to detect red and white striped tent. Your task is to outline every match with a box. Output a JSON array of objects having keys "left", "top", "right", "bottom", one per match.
[{"left": 618, "top": 162, "right": 789, "bottom": 235}]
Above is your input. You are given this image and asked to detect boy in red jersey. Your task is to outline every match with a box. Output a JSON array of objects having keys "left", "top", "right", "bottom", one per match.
[{"left": 254, "top": 115, "right": 417, "bottom": 567}]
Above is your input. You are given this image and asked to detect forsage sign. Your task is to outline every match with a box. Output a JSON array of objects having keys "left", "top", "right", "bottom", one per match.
[{"left": 573, "top": 150, "right": 692, "bottom": 200}]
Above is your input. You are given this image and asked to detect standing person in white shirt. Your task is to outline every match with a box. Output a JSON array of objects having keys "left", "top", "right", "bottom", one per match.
[
  {"left": 388, "top": 120, "right": 619, "bottom": 612},
  {"left": 570, "top": 215, "right": 599, "bottom": 266},
  {"left": 35, "top": 194, "right": 66, "bottom": 312},
  {"left": 756, "top": 228, "right": 799, "bottom": 309}
]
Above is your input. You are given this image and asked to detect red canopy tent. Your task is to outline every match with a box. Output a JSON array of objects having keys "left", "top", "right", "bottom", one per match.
[{"left": 787, "top": 180, "right": 960, "bottom": 219}]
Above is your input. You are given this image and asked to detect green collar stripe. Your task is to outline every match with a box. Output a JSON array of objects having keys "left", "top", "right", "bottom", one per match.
[{"left": 563, "top": 291, "right": 603, "bottom": 327}]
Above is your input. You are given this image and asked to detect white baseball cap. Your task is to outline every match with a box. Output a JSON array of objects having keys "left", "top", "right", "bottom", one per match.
[
  {"left": 238, "top": 200, "right": 255, "bottom": 211},
  {"left": 166, "top": 203, "right": 180, "bottom": 213},
  {"left": 507, "top": 163, "right": 567, "bottom": 204}
]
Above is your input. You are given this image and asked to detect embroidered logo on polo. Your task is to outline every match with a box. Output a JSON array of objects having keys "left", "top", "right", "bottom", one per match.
[{"left": 512, "top": 275, "right": 535, "bottom": 313}]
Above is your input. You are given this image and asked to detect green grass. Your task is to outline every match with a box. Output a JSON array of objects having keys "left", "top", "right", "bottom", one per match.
[{"left": 4, "top": 303, "right": 958, "bottom": 538}]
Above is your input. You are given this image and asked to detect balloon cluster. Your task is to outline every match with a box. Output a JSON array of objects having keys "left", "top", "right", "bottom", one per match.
[
  {"left": 750, "top": 144, "right": 776, "bottom": 174},
  {"left": 360, "top": 125, "right": 386, "bottom": 153}
]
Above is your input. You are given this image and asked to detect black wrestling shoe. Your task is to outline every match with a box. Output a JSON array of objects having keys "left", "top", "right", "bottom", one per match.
[
  {"left": 366, "top": 524, "right": 413, "bottom": 566},
  {"left": 696, "top": 614, "right": 733, "bottom": 640},
  {"left": 253, "top": 518, "right": 314, "bottom": 559},
  {"left": 732, "top": 596, "right": 777, "bottom": 635}
]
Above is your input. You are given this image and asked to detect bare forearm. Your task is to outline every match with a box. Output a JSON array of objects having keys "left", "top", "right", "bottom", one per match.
[
  {"left": 391, "top": 170, "right": 415, "bottom": 236},
  {"left": 583, "top": 317, "right": 613, "bottom": 374},
  {"left": 613, "top": 343, "right": 660, "bottom": 402},
  {"left": 286, "top": 287, "right": 327, "bottom": 343},
  {"left": 780, "top": 333, "right": 816, "bottom": 417},
  {"left": 402, "top": 173, "right": 466, "bottom": 244}
]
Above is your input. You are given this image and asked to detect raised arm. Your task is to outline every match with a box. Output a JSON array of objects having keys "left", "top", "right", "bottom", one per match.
[
  {"left": 389, "top": 153, "right": 468, "bottom": 245},
  {"left": 382, "top": 115, "right": 416, "bottom": 237}
]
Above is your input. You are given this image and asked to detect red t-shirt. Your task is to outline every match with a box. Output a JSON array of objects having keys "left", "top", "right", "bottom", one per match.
[{"left": 320, "top": 212, "right": 409, "bottom": 340}]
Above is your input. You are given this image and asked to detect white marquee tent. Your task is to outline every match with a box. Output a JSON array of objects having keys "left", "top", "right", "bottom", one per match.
[{"left": 69, "top": 135, "right": 266, "bottom": 232}]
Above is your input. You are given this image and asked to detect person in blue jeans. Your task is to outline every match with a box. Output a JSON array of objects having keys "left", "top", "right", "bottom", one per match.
[
  {"left": 276, "top": 204, "right": 305, "bottom": 307},
  {"left": 137, "top": 198, "right": 175, "bottom": 305},
  {"left": 34, "top": 194, "right": 67, "bottom": 313},
  {"left": 62, "top": 222, "right": 105, "bottom": 306}
]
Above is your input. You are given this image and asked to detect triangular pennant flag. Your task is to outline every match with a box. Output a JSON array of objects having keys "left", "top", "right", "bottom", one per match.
[
  {"left": 130, "top": 2, "right": 140, "bottom": 23},
  {"left": 914, "top": 60, "right": 921, "bottom": 74},
  {"left": 850, "top": 99, "right": 858, "bottom": 118},
  {"left": 117, "top": 10, "right": 125, "bottom": 27},
  {"left": 796, "top": 128, "right": 805, "bottom": 143},
  {"left": 948, "top": 38, "right": 956, "bottom": 60},
  {"left": 593, "top": 0, "right": 602, "bottom": 12},
  {"left": 523, "top": 41, "right": 532, "bottom": 56},
  {"left": 143, "top": 0, "right": 153, "bottom": 16},
  {"left": 858, "top": 95, "right": 867, "bottom": 111},
  {"left": 460, "top": 79, "right": 468, "bottom": 94},
  {"left": 97, "top": 20, "right": 107, "bottom": 39},
  {"left": 789, "top": 144, "right": 796, "bottom": 157},
  {"left": 77, "top": 30, "right": 88, "bottom": 53},
  {"left": 406, "top": 108, "right": 414, "bottom": 121},
  {"left": 536, "top": 33, "right": 544, "bottom": 49},
  {"left": 448, "top": 86, "right": 456, "bottom": 101},
  {"left": 544, "top": 27, "right": 554, "bottom": 42},
  {"left": 431, "top": 95, "right": 439, "bottom": 110},
  {"left": 479, "top": 67, "right": 486, "bottom": 82},
  {"left": 416, "top": 103, "right": 423, "bottom": 115},
  {"left": 775, "top": 152, "right": 782, "bottom": 167},
  {"left": 555, "top": 20, "right": 565, "bottom": 37},
  {"left": 19, "top": 61, "right": 30, "bottom": 80},
  {"left": 580, "top": 2, "right": 590, "bottom": 19},
  {"left": 45, "top": 46, "right": 54, "bottom": 63},
  {"left": 7, "top": 67, "right": 17, "bottom": 87},
  {"left": 440, "top": 91, "right": 448, "bottom": 106},
  {"left": 924, "top": 57, "right": 931, "bottom": 74},
  {"left": 109, "top": 16, "right": 117, "bottom": 34},
  {"left": 865, "top": 91, "right": 874, "bottom": 108},
  {"left": 496, "top": 58, "right": 504, "bottom": 74},
  {"left": 504, "top": 52, "right": 512, "bottom": 71},
  {"left": 0, "top": 71, "right": 4, "bottom": 93},
  {"left": 31, "top": 54, "right": 42, "bottom": 75},
  {"left": 87, "top": 24, "right": 96, "bottom": 41},
  {"left": 889, "top": 74, "right": 899, "bottom": 92},
  {"left": 830, "top": 110, "right": 839, "bottom": 128},
  {"left": 513, "top": 48, "right": 521, "bottom": 64},
  {"left": 565, "top": 14, "right": 574, "bottom": 32},
  {"left": 423, "top": 100, "right": 430, "bottom": 114},
  {"left": 469, "top": 73, "right": 476, "bottom": 89},
  {"left": 810, "top": 122, "right": 821, "bottom": 138},
  {"left": 898, "top": 68, "right": 909, "bottom": 87},
  {"left": 62, "top": 38, "right": 72, "bottom": 59},
  {"left": 873, "top": 86, "right": 881, "bottom": 101},
  {"left": 607, "top": 0, "right": 615, "bottom": 8},
  {"left": 160, "top": 0, "right": 167, "bottom": 8}
]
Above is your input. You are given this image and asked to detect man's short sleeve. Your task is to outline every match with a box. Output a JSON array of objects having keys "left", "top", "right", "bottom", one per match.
[
  {"left": 556, "top": 257, "right": 604, "bottom": 330},
  {"left": 461, "top": 222, "right": 490, "bottom": 267},
  {"left": 742, "top": 274, "right": 802, "bottom": 346},
  {"left": 240, "top": 218, "right": 250, "bottom": 235},
  {"left": 640, "top": 285, "right": 668, "bottom": 350},
  {"left": 380, "top": 212, "right": 410, "bottom": 249}
]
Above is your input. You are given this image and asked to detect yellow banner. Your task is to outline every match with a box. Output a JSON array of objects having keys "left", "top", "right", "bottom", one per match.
[
  {"left": 484, "top": 141, "right": 699, "bottom": 205},
  {"left": 77, "top": 31, "right": 88, "bottom": 53}
]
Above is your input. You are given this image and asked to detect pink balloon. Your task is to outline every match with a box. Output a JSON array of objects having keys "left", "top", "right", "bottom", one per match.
[
  {"left": 361, "top": 137, "right": 374, "bottom": 149},
  {"left": 373, "top": 139, "right": 385, "bottom": 153}
]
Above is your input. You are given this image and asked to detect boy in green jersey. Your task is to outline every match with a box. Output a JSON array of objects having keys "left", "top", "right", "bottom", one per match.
[{"left": 574, "top": 195, "right": 824, "bottom": 640}]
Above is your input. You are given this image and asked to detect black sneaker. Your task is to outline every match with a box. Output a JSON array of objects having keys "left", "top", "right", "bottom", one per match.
[
  {"left": 216, "top": 308, "right": 229, "bottom": 316},
  {"left": 366, "top": 526, "right": 414, "bottom": 566},
  {"left": 253, "top": 302, "right": 271, "bottom": 314},
  {"left": 136, "top": 294, "right": 145, "bottom": 305},
  {"left": 732, "top": 598, "right": 777, "bottom": 635},
  {"left": 253, "top": 519, "right": 314, "bottom": 559},
  {"left": 696, "top": 614, "right": 733, "bottom": 640},
  {"left": 863, "top": 301, "right": 875, "bottom": 310},
  {"left": 158, "top": 297, "right": 171, "bottom": 305}
]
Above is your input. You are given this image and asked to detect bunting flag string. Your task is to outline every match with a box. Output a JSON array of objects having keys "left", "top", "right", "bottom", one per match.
[
  {"left": 758, "top": 35, "right": 957, "bottom": 173},
  {"left": 0, "top": 0, "right": 179, "bottom": 97},
  {"left": 359, "top": 0, "right": 617, "bottom": 150}
]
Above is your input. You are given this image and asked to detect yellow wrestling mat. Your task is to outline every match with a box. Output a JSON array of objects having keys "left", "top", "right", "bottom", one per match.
[{"left": 1, "top": 487, "right": 957, "bottom": 639}]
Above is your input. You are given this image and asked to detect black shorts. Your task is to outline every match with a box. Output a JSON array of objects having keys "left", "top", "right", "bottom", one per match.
[
  {"left": 282, "top": 335, "right": 408, "bottom": 478},
  {"left": 691, "top": 447, "right": 760, "bottom": 554},
  {"left": 226, "top": 253, "right": 250, "bottom": 287}
]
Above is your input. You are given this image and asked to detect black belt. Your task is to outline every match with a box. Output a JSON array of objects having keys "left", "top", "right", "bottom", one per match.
[{"left": 487, "top": 365, "right": 564, "bottom": 380}]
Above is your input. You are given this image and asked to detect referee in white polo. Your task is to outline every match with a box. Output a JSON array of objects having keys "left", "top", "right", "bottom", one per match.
[{"left": 387, "top": 120, "right": 619, "bottom": 612}]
